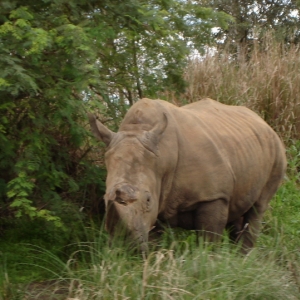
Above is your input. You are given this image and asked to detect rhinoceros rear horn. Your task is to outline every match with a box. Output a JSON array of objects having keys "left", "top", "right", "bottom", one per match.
[
  {"left": 141, "top": 113, "right": 168, "bottom": 155},
  {"left": 87, "top": 113, "right": 115, "bottom": 146}
]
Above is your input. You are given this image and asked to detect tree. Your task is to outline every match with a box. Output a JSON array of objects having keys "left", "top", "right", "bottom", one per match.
[
  {"left": 0, "top": 0, "right": 231, "bottom": 226},
  {"left": 88, "top": 0, "right": 232, "bottom": 107},
  {"left": 0, "top": 1, "right": 105, "bottom": 225},
  {"left": 199, "top": 0, "right": 300, "bottom": 56}
]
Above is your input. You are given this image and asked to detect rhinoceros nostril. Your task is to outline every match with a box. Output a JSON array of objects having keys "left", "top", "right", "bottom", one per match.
[
  {"left": 116, "top": 188, "right": 121, "bottom": 196},
  {"left": 115, "top": 188, "right": 127, "bottom": 205},
  {"left": 115, "top": 197, "right": 127, "bottom": 205},
  {"left": 112, "top": 185, "right": 138, "bottom": 205}
]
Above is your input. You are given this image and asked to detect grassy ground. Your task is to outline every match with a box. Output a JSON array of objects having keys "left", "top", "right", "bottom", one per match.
[
  {"left": 1, "top": 131, "right": 300, "bottom": 300},
  {"left": 1, "top": 171, "right": 300, "bottom": 299}
]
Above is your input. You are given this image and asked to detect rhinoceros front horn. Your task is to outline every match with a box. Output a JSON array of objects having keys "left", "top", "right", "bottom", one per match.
[{"left": 87, "top": 113, "right": 116, "bottom": 146}]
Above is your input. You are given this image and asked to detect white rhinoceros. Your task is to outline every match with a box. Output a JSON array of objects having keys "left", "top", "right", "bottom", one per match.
[{"left": 88, "top": 98, "right": 286, "bottom": 252}]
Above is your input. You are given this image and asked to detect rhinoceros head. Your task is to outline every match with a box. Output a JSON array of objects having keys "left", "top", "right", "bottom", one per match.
[{"left": 88, "top": 112, "right": 167, "bottom": 251}]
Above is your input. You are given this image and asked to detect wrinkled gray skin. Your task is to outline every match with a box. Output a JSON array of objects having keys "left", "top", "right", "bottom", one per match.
[{"left": 88, "top": 98, "right": 286, "bottom": 252}]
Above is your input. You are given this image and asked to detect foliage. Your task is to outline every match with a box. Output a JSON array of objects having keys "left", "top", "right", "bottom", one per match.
[
  {"left": 0, "top": 1, "right": 298, "bottom": 228},
  {"left": 198, "top": 0, "right": 300, "bottom": 56},
  {"left": 0, "top": 0, "right": 230, "bottom": 227},
  {"left": 87, "top": 0, "right": 232, "bottom": 106},
  {"left": 0, "top": 2, "right": 105, "bottom": 226}
]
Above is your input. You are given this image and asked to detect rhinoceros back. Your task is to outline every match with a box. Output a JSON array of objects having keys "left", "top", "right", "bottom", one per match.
[{"left": 149, "top": 98, "right": 286, "bottom": 222}]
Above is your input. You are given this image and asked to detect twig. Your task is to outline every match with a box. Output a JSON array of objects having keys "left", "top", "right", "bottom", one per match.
[{"left": 235, "top": 223, "right": 249, "bottom": 243}]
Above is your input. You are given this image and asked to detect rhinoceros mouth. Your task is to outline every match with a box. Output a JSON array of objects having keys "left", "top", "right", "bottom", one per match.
[
  {"left": 128, "top": 232, "right": 148, "bottom": 252},
  {"left": 105, "top": 200, "right": 149, "bottom": 246},
  {"left": 107, "top": 228, "right": 148, "bottom": 253}
]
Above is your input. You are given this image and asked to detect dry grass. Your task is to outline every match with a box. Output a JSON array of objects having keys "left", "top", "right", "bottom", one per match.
[
  {"left": 165, "top": 33, "right": 300, "bottom": 143},
  {"left": 51, "top": 241, "right": 300, "bottom": 300}
]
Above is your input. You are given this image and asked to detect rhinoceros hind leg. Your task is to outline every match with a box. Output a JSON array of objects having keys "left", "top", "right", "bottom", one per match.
[
  {"left": 226, "top": 217, "right": 244, "bottom": 242},
  {"left": 239, "top": 204, "right": 265, "bottom": 253},
  {"left": 240, "top": 176, "right": 283, "bottom": 253},
  {"left": 194, "top": 198, "right": 229, "bottom": 242}
]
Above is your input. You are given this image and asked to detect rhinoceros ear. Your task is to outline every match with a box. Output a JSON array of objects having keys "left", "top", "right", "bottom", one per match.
[
  {"left": 87, "top": 113, "right": 115, "bottom": 146},
  {"left": 140, "top": 113, "right": 168, "bottom": 155},
  {"left": 150, "top": 112, "right": 168, "bottom": 140}
]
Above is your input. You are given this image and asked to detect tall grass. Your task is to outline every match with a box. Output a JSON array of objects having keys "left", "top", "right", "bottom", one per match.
[
  {"left": 13, "top": 231, "right": 299, "bottom": 299},
  {"left": 167, "top": 33, "right": 300, "bottom": 142},
  {"left": 2, "top": 175, "right": 300, "bottom": 299},
  {"left": 71, "top": 246, "right": 298, "bottom": 299}
]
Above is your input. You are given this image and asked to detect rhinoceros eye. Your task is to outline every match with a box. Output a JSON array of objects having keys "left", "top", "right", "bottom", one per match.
[{"left": 146, "top": 193, "right": 151, "bottom": 209}]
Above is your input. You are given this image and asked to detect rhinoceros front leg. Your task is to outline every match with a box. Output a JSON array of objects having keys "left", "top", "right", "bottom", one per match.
[{"left": 194, "top": 198, "right": 229, "bottom": 242}]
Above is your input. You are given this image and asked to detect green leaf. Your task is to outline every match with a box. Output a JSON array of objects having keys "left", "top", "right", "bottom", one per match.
[
  {"left": 9, "top": 7, "right": 34, "bottom": 20},
  {"left": 10, "top": 199, "right": 24, "bottom": 207},
  {"left": 0, "top": 78, "right": 10, "bottom": 87}
]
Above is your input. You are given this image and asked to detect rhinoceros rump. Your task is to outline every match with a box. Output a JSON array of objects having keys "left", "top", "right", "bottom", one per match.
[{"left": 88, "top": 98, "right": 286, "bottom": 252}]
